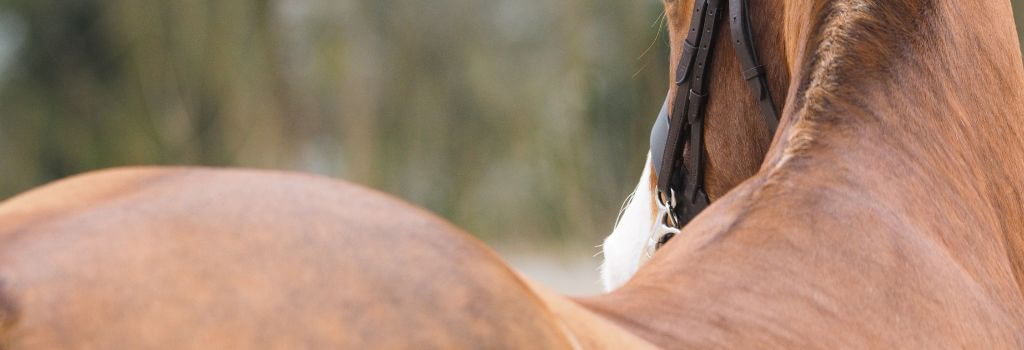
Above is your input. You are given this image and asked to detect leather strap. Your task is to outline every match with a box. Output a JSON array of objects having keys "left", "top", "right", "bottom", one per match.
[
  {"left": 676, "top": 0, "right": 708, "bottom": 85},
  {"left": 677, "top": 0, "right": 722, "bottom": 219},
  {"left": 728, "top": 0, "right": 779, "bottom": 133},
  {"left": 658, "top": 0, "right": 722, "bottom": 196},
  {"left": 659, "top": 0, "right": 710, "bottom": 194},
  {"left": 659, "top": 0, "right": 722, "bottom": 217},
  {"left": 649, "top": 0, "right": 779, "bottom": 229}
]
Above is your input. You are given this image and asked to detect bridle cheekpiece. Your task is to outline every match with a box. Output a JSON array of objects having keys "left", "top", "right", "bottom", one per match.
[{"left": 648, "top": 0, "right": 780, "bottom": 244}]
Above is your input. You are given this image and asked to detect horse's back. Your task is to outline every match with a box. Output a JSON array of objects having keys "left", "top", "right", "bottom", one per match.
[{"left": 0, "top": 167, "right": 574, "bottom": 349}]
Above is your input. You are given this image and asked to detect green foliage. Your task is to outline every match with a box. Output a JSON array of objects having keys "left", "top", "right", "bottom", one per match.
[{"left": 0, "top": 0, "right": 668, "bottom": 244}]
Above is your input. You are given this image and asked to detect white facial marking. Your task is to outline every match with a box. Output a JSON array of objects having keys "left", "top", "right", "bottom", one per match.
[{"left": 600, "top": 152, "right": 677, "bottom": 291}]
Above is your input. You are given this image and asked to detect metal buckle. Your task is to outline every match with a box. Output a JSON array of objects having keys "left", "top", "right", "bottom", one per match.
[
  {"left": 656, "top": 189, "right": 680, "bottom": 228},
  {"left": 647, "top": 189, "right": 682, "bottom": 258}
]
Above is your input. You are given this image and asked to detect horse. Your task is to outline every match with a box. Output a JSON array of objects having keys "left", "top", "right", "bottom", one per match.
[
  {"left": 601, "top": 0, "right": 786, "bottom": 290},
  {"left": 0, "top": 0, "right": 1022, "bottom": 348},
  {"left": 591, "top": 0, "right": 1024, "bottom": 347}
]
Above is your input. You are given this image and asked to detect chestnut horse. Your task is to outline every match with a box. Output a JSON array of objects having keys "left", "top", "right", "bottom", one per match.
[
  {"left": 1, "top": 0, "right": 1023, "bottom": 348},
  {"left": 593, "top": 0, "right": 1024, "bottom": 347}
]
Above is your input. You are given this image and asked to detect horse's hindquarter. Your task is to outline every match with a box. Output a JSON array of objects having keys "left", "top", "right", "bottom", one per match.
[{"left": 0, "top": 167, "right": 585, "bottom": 349}]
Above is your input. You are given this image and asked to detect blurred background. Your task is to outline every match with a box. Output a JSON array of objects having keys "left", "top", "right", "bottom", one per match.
[{"left": 0, "top": 0, "right": 1022, "bottom": 295}]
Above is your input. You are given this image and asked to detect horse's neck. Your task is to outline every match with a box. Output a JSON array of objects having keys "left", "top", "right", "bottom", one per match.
[
  {"left": 583, "top": 0, "right": 1024, "bottom": 346},
  {"left": 767, "top": 0, "right": 1024, "bottom": 291}
]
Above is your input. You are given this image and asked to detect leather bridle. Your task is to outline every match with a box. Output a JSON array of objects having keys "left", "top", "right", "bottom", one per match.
[{"left": 648, "top": 0, "right": 779, "bottom": 244}]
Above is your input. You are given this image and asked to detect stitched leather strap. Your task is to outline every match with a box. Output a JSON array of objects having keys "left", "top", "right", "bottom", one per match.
[
  {"left": 658, "top": 0, "right": 720, "bottom": 195},
  {"left": 659, "top": 0, "right": 709, "bottom": 195},
  {"left": 656, "top": 0, "right": 723, "bottom": 222},
  {"left": 678, "top": 0, "right": 722, "bottom": 218},
  {"left": 676, "top": 0, "right": 708, "bottom": 85},
  {"left": 649, "top": 0, "right": 778, "bottom": 229},
  {"left": 729, "top": 0, "right": 779, "bottom": 133}
]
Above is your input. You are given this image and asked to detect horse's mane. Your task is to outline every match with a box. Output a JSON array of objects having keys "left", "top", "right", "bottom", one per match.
[{"left": 777, "top": 0, "right": 937, "bottom": 160}]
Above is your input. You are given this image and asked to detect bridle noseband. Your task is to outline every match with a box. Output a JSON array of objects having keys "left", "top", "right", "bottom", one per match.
[{"left": 649, "top": 0, "right": 779, "bottom": 241}]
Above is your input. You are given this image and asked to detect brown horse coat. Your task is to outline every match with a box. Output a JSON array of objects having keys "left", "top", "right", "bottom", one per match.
[
  {"left": 0, "top": 167, "right": 654, "bottom": 348},
  {"left": 1, "top": 0, "right": 1023, "bottom": 348},
  {"left": 583, "top": 0, "right": 1024, "bottom": 347}
]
